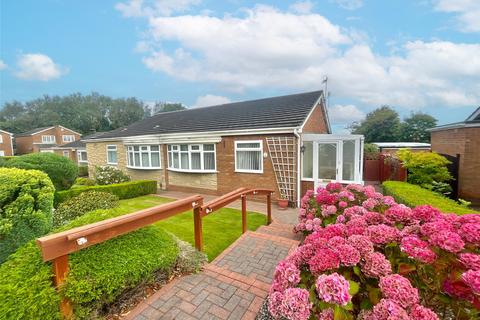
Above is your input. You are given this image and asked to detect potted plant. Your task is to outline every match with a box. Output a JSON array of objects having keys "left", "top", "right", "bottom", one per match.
[{"left": 277, "top": 195, "right": 289, "bottom": 210}]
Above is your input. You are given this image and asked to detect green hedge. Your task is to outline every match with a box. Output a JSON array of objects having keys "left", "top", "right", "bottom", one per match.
[
  {"left": 382, "top": 181, "right": 477, "bottom": 214},
  {"left": 55, "top": 180, "right": 157, "bottom": 205},
  {"left": 0, "top": 168, "right": 54, "bottom": 264},
  {"left": 0, "top": 206, "right": 179, "bottom": 319}
]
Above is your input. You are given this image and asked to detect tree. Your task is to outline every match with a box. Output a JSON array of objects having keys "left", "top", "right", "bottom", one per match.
[
  {"left": 350, "top": 106, "right": 401, "bottom": 143},
  {"left": 401, "top": 112, "right": 437, "bottom": 143},
  {"left": 152, "top": 102, "right": 186, "bottom": 115}
]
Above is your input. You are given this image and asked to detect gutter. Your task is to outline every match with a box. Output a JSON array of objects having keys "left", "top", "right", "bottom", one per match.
[{"left": 294, "top": 128, "right": 302, "bottom": 207}]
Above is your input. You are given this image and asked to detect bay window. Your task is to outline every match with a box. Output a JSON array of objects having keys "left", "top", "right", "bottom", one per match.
[
  {"left": 167, "top": 144, "right": 216, "bottom": 172},
  {"left": 127, "top": 145, "right": 161, "bottom": 169},
  {"left": 235, "top": 140, "right": 263, "bottom": 173}
]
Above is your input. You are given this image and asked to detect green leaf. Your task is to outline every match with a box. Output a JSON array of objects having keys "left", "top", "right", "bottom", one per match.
[{"left": 348, "top": 280, "right": 360, "bottom": 296}]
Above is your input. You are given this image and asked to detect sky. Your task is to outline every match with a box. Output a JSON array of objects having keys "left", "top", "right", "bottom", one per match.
[{"left": 1, "top": 0, "right": 480, "bottom": 133}]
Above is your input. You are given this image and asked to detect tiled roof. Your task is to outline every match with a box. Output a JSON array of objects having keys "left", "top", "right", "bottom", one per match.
[
  {"left": 59, "top": 140, "right": 86, "bottom": 148},
  {"left": 15, "top": 126, "right": 54, "bottom": 137},
  {"left": 87, "top": 90, "right": 323, "bottom": 140}
]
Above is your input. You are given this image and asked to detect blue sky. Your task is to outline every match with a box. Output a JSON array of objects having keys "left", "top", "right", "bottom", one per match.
[{"left": 1, "top": 0, "right": 480, "bottom": 132}]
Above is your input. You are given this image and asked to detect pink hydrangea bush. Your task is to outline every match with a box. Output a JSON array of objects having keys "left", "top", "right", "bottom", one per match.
[{"left": 268, "top": 183, "right": 480, "bottom": 319}]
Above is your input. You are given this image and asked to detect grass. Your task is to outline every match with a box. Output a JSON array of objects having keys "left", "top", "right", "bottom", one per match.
[{"left": 108, "top": 195, "right": 267, "bottom": 260}]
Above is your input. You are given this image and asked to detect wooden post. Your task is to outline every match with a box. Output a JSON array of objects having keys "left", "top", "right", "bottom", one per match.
[
  {"left": 52, "top": 255, "right": 73, "bottom": 318},
  {"left": 267, "top": 193, "right": 272, "bottom": 225},
  {"left": 241, "top": 195, "right": 247, "bottom": 234},
  {"left": 193, "top": 207, "right": 203, "bottom": 252}
]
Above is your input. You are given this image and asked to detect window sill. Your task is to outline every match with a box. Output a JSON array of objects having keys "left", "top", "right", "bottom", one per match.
[
  {"left": 235, "top": 169, "right": 263, "bottom": 174},
  {"left": 126, "top": 166, "right": 162, "bottom": 170},
  {"left": 106, "top": 163, "right": 118, "bottom": 166},
  {"left": 167, "top": 168, "right": 218, "bottom": 174}
]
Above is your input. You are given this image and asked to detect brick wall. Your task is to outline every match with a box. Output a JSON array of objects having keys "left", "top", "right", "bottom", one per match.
[
  {"left": 302, "top": 102, "right": 328, "bottom": 133},
  {"left": 16, "top": 126, "right": 81, "bottom": 154},
  {"left": 0, "top": 132, "right": 13, "bottom": 156},
  {"left": 431, "top": 128, "right": 480, "bottom": 203}
]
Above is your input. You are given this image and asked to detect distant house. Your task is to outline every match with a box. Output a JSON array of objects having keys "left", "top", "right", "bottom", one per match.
[
  {"left": 373, "top": 142, "right": 431, "bottom": 154},
  {"left": 429, "top": 107, "right": 480, "bottom": 204},
  {"left": 0, "top": 129, "right": 14, "bottom": 156},
  {"left": 50, "top": 140, "right": 88, "bottom": 166},
  {"left": 15, "top": 125, "right": 82, "bottom": 155},
  {"left": 84, "top": 91, "right": 365, "bottom": 205}
]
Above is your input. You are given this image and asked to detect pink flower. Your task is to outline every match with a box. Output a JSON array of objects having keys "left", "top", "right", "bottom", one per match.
[
  {"left": 338, "top": 190, "right": 354, "bottom": 200},
  {"left": 362, "top": 198, "right": 378, "bottom": 210},
  {"left": 327, "top": 236, "right": 347, "bottom": 247},
  {"left": 344, "top": 206, "right": 368, "bottom": 218},
  {"left": 382, "top": 195, "right": 396, "bottom": 206},
  {"left": 336, "top": 215, "right": 346, "bottom": 224},
  {"left": 326, "top": 182, "right": 342, "bottom": 192},
  {"left": 409, "top": 304, "right": 440, "bottom": 320},
  {"left": 421, "top": 220, "right": 455, "bottom": 238},
  {"left": 400, "top": 236, "right": 436, "bottom": 264},
  {"left": 346, "top": 183, "right": 364, "bottom": 192},
  {"left": 462, "top": 270, "right": 480, "bottom": 294},
  {"left": 429, "top": 230, "right": 465, "bottom": 253},
  {"left": 334, "top": 244, "right": 361, "bottom": 266},
  {"left": 367, "top": 224, "right": 400, "bottom": 245},
  {"left": 459, "top": 253, "right": 480, "bottom": 271},
  {"left": 364, "top": 211, "right": 384, "bottom": 225},
  {"left": 371, "top": 299, "right": 409, "bottom": 320},
  {"left": 271, "top": 260, "right": 301, "bottom": 292},
  {"left": 346, "top": 218, "right": 367, "bottom": 236},
  {"left": 269, "top": 288, "right": 312, "bottom": 320},
  {"left": 317, "top": 308, "right": 334, "bottom": 320},
  {"left": 348, "top": 235, "right": 374, "bottom": 256},
  {"left": 338, "top": 201, "right": 348, "bottom": 208},
  {"left": 316, "top": 189, "right": 337, "bottom": 205},
  {"left": 315, "top": 273, "right": 351, "bottom": 305},
  {"left": 379, "top": 274, "right": 419, "bottom": 308},
  {"left": 459, "top": 223, "right": 480, "bottom": 245},
  {"left": 363, "top": 185, "right": 377, "bottom": 198},
  {"left": 412, "top": 205, "right": 441, "bottom": 222},
  {"left": 308, "top": 248, "right": 340, "bottom": 274},
  {"left": 268, "top": 291, "right": 284, "bottom": 318},
  {"left": 384, "top": 204, "right": 413, "bottom": 224},
  {"left": 321, "top": 205, "right": 337, "bottom": 217},
  {"left": 320, "top": 224, "right": 346, "bottom": 239},
  {"left": 457, "top": 214, "right": 480, "bottom": 225},
  {"left": 361, "top": 252, "right": 392, "bottom": 278}
]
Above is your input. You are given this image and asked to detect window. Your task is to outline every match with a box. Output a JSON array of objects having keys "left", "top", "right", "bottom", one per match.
[
  {"left": 167, "top": 144, "right": 216, "bottom": 172},
  {"left": 235, "top": 141, "right": 263, "bottom": 173},
  {"left": 107, "top": 145, "right": 118, "bottom": 164},
  {"left": 78, "top": 150, "right": 88, "bottom": 163},
  {"left": 63, "top": 135, "right": 75, "bottom": 143},
  {"left": 63, "top": 150, "right": 69, "bottom": 158},
  {"left": 302, "top": 141, "right": 313, "bottom": 179},
  {"left": 42, "top": 135, "right": 56, "bottom": 143},
  {"left": 0, "top": 150, "right": 4, "bottom": 156},
  {"left": 0, "top": 135, "right": 3, "bottom": 143},
  {"left": 127, "top": 145, "right": 161, "bottom": 169}
]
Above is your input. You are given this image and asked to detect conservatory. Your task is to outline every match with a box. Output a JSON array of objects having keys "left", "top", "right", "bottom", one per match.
[{"left": 300, "top": 134, "right": 364, "bottom": 192}]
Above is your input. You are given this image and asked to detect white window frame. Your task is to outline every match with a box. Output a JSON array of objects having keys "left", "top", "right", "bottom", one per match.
[
  {"left": 42, "top": 135, "right": 56, "bottom": 143},
  {"left": 106, "top": 145, "right": 118, "bottom": 165},
  {"left": 62, "top": 135, "right": 75, "bottom": 143},
  {"left": 0, "top": 135, "right": 3, "bottom": 143},
  {"left": 126, "top": 145, "right": 162, "bottom": 169},
  {"left": 167, "top": 144, "right": 216, "bottom": 173},
  {"left": 77, "top": 150, "right": 88, "bottom": 164},
  {"left": 0, "top": 150, "right": 4, "bottom": 156},
  {"left": 301, "top": 141, "right": 314, "bottom": 181},
  {"left": 63, "top": 150, "right": 70, "bottom": 158},
  {"left": 234, "top": 140, "right": 263, "bottom": 174}
]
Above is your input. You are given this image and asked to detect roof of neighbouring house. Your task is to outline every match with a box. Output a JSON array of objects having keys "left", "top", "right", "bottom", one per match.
[
  {"left": 429, "top": 106, "right": 480, "bottom": 132},
  {"left": 15, "top": 126, "right": 55, "bottom": 137},
  {"left": 0, "top": 129, "right": 13, "bottom": 135},
  {"left": 373, "top": 142, "right": 431, "bottom": 148},
  {"left": 85, "top": 90, "right": 326, "bottom": 141},
  {"left": 59, "top": 140, "right": 86, "bottom": 149}
]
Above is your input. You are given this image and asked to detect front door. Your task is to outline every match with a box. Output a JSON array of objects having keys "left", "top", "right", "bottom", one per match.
[{"left": 314, "top": 142, "right": 339, "bottom": 190}]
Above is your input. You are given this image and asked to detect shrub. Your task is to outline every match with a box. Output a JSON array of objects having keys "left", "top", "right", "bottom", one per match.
[
  {"left": 78, "top": 165, "right": 89, "bottom": 177},
  {"left": 0, "top": 206, "right": 179, "bottom": 319},
  {"left": 396, "top": 150, "right": 452, "bottom": 194},
  {"left": 74, "top": 177, "right": 95, "bottom": 186},
  {"left": 4, "top": 153, "right": 78, "bottom": 190},
  {"left": 94, "top": 166, "right": 130, "bottom": 185},
  {"left": 364, "top": 143, "right": 380, "bottom": 160},
  {"left": 382, "top": 181, "right": 476, "bottom": 214},
  {"left": 279, "top": 183, "right": 480, "bottom": 319},
  {"left": 55, "top": 180, "right": 157, "bottom": 205},
  {"left": 53, "top": 191, "right": 119, "bottom": 227},
  {"left": 0, "top": 168, "right": 54, "bottom": 264}
]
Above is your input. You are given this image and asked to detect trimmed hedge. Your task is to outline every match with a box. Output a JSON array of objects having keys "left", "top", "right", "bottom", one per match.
[
  {"left": 382, "top": 181, "right": 477, "bottom": 214},
  {"left": 4, "top": 153, "right": 78, "bottom": 190},
  {"left": 0, "top": 206, "right": 179, "bottom": 319},
  {"left": 55, "top": 180, "right": 157, "bottom": 205},
  {"left": 0, "top": 168, "right": 54, "bottom": 263}
]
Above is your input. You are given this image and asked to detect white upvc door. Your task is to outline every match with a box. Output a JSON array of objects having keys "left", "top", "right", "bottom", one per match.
[{"left": 313, "top": 141, "right": 340, "bottom": 190}]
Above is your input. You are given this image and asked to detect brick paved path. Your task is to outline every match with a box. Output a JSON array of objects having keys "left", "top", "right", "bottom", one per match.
[{"left": 126, "top": 223, "right": 299, "bottom": 320}]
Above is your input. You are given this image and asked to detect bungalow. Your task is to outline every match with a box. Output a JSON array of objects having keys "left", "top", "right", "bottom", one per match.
[
  {"left": 0, "top": 129, "right": 14, "bottom": 156},
  {"left": 15, "top": 125, "right": 82, "bottom": 155},
  {"left": 49, "top": 140, "right": 88, "bottom": 166},
  {"left": 84, "top": 91, "right": 364, "bottom": 205},
  {"left": 429, "top": 106, "right": 480, "bottom": 204}
]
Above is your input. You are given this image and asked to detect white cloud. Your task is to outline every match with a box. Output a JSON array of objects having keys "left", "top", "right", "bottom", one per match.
[
  {"left": 289, "top": 1, "right": 314, "bottom": 14},
  {"left": 332, "top": 0, "right": 363, "bottom": 10},
  {"left": 193, "top": 94, "right": 231, "bottom": 108},
  {"left": 15, "top": 53, "right": 66, "bottom": 81},
  {"left": 329, "top": 104, "right": 365, "bottom": 124},
  {"left": 115, "top": 0, "right": 201, "bottom": 17},
  {"left": 122, "top": 4, "right": 480, "bottom": 109},
  {"left": 0, "top": 60, "right": 7, "bottom": 70},
  {"left": 434, "top": 0, "right": 480, "bottom": 32}
]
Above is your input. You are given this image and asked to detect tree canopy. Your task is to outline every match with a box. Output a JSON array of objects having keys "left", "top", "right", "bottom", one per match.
[
  {"left": 350, "top": 106, "right": 437, "bottom": 143},
  {"left": 0, "top": 93, "right": 149, "bottom": 135},
  {"left": 147, "top": 102, "right": 186, "bottom": 115}
]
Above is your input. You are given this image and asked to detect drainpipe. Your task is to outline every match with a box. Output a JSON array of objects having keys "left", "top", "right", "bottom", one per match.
[{"left": 294, "top": 128, "right": 302, "bottom": 207}]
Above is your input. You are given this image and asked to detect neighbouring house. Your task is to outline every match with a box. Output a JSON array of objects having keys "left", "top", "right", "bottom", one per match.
[
  {"left": 15, "top": 125, "right": 82, "bottom": 155},
  {"left": 0, "top": 129, "right": 14, "bottom": 156},
  {"left": 49, "top": 140, "right": 88, "bottom": 166},
  {"left": 429, "top": 106, "right": 480, "bottom": 204},
  {"left": 373, "top": 142, "right": 431, "bottom": 155},
  {"left": 84, "top": 91, "right": 364, "bottom": 205}
]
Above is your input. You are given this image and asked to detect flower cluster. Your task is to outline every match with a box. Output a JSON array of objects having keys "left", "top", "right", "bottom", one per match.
[{"left": 268, "top": 182, "right": 480, "bottom": 319}]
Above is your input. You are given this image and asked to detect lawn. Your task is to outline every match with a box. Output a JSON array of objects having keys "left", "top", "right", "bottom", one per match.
[{"left": 111, "top": 195, "right": 267, "bottom": 260}]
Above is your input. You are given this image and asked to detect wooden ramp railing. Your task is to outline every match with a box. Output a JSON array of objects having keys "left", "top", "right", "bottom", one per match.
[{"left": 36, "top": 189, "right": 273, "bottom": 318}]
